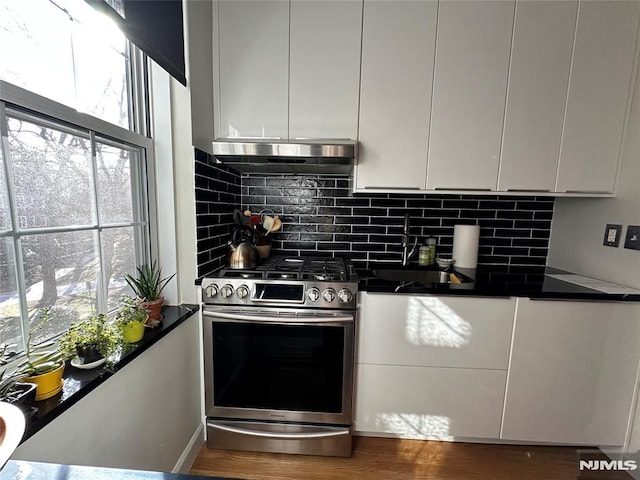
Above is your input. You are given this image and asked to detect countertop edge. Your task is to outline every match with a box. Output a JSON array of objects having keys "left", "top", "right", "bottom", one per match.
[{"left": 358, "top": 285, "right": 640, "bottom": 302}]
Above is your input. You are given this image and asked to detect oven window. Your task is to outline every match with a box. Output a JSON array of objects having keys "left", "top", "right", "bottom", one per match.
[{"left": 212, "top": 322, "right": 345, "bottom": 414}]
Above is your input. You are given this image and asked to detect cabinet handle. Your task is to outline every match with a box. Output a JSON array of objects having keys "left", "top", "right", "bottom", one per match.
[
  {"left": 223, "top": 136, "right": 282, "bottom": 140},
  {"left": 291, "top": 137, "right": 351, "bottom": 141},
  {"left": 504, "top": 189, "right": 551, "bottom": 192},
  {"left": 433, "top": 187, "right": 493, "bottom": 191},
  {"left": 562, "top": 190, "right": 611, "bottom": 194},
  {"left": 362, "top": 186, "right": 422, "bottom": 190}
]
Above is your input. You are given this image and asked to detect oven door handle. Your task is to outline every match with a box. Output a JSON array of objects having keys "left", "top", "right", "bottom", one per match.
[
  {"left": 202, "top": 309, "right": 354, "bottom": 324},
  {"left": 208, "top": 422, "right": 350, "bottom": 439}
]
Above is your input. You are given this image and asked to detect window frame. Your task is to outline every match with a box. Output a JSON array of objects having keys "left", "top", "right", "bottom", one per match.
[{"left": 0, "top": 79, "right": 156, "bottom": 352}]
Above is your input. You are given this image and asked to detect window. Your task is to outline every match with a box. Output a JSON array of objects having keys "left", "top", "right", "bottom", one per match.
[
  {"left": 0, "top": 1, "right": 153, "bottom": 352},
  {"left": 0, "top": 0, "right": 134, "bottom": 130}
]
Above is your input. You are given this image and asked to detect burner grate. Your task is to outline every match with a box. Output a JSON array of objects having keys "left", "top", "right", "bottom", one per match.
[{"left": 215, "top": 255, "right": 354, "bottom": 283}]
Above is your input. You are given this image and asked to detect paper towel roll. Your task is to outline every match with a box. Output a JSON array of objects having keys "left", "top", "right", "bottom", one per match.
[{"left": 452, "top": 225, "right": 480, "bottom": 269}]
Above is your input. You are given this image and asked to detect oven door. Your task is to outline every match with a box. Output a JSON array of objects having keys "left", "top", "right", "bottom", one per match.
[{"left": 202, "top": 306, "right": 355, "bottom": 426}]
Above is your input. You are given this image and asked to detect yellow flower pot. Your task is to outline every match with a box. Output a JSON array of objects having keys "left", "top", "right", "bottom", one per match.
[
  {"left": 121, "top": 321, "right": 145, "bottom": 343},
  {"left": 22, "top": 363, "right": 65, "bottom": 401}
]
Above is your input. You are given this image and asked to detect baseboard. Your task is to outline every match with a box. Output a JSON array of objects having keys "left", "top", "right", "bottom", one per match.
[
  {"left": 354, "top": 431, "right": 604, "bottom": 448},
  {"left": 172, "top": 423, "right": 205, "bottom": 474}
]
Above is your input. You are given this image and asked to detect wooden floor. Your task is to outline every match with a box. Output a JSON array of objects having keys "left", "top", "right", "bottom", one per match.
[{"left": 189, "top": 436, "right": 583, "bottom": 480}]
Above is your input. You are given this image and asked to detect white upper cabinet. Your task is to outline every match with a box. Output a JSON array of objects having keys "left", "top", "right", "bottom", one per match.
[
  {"left": 427, "top": 1, "right": 515, "bottom": 191},
  {"left": 289, "top": 0, "right": 362, "bottom": 140},
  {"left": 355, "top": 0, "right": 437, "bottom": 190},
  {"left": 216, "top": 0, "right": 362, "bottom": 141},
  {"left": 498, "top": 1, "right": 577, "bottom": 192},
  {"left": 556, "top": 1, "right": 640, "bottom": 194},
  {"left": 217, "top": 0, "right": 289, "bottom": 139}
]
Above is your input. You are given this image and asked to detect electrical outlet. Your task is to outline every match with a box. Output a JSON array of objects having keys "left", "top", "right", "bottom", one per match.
[
  {"left": 603, "top": 224, "right": 622, "bottom": 247},
  {"left": 624, "top": 225, "right": 640, "bottom": 251}
]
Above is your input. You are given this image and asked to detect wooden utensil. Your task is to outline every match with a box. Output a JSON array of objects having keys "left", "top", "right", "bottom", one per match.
[
  {"left": 267, "top": 216, "right": 282, "bottom": 235},
  {"left": 262, "top": 215, "right": 275, "bottom": 233}
]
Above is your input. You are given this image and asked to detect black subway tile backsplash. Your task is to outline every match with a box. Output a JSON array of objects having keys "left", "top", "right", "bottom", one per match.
[
  {"left": 195, "top": 163, "right": 555, "bottom": 274},
  {"left": 194, "top": 149, "right": 241, "bottom": 278}
]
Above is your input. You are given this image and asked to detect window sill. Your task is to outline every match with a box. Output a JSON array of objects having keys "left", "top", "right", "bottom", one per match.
[{"left": 20, "top": 304, "right": 199, "bottom": 442}]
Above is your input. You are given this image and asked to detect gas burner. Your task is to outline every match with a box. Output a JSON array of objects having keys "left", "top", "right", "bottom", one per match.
[
  {"left": 267, "top": 272, "right": 300, "bottom": 280},
  {"left": 305, "top": 273, "right": 341, "bottom": 281},
  {"left": 222, "top": 270, "right": 264, "bottom": 279}
]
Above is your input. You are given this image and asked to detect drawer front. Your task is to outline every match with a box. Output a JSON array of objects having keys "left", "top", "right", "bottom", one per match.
[
  {"left": 358, "top": 293, "right": 515, "bottom": 369},
  {"left": 355, "top": 364, "right": 507, "bottom": 440}
]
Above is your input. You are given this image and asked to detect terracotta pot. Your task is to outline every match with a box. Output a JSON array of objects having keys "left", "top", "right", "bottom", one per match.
[
  {"left": 143, "top": 297, "right": 164, "bottom": 323},
  {"left": 22, "top": 363, "right": 64, "bottom": 401}
]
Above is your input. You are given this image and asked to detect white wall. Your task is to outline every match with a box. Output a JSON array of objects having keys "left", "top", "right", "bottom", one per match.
[
  {"left": 170, "top": 77, "right": 199, "bottom": 306},
  {"left": 13, "top": 315, "right": 203, "bottom": 473},
  {"left": 548, "top": 56, "right": 640, "bottom": 289}
]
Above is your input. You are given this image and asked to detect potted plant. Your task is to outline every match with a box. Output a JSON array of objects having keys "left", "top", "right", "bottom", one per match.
[
  {"left": 16, "top": 308, "right": 66, "bottom": 401},
  {"left": 116, "top": 295, "right": 148, "bottom": 343},
  {"left": 124, "top": 260, "right": 175, "bottom": 326},
  {"left": 0, "top": 374, "right": 37, "bottom": 415},
  {"left": 58, "top": 313, "right": 123, "bottom": 369},
  {"left": 0, "top": 346, "right": 37, "bottom": 415}
]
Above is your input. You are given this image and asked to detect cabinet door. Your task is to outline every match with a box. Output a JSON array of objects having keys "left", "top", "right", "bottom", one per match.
[
  {"left": 355, "top": 364, "right": 507, "bottom": 440},
  {"left": 427, "top": 1, "right": 514, "bottom": 191},
  {"left": 355, "top": 1, "right": 437, "bottom": 190},
  {"left": 498, "top": 1, "right": 577, "bottom": 192},
  {"left": 502, "top": 299, "right": 640, "bottom": 446},
  {"left": 217, "top": 0, "right": 289, "bottom": 139},
  {"left": 556, "top": 1, "right": 640, "bottom": 194},
  {"left": 289, "top": 0, "right": 362, "bottom": 140},
  {"left": 358, "top": 293, "right": 515, "bottom": 370}
]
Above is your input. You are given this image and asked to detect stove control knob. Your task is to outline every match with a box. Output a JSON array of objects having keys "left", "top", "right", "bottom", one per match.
[
  {"left": 322, "top": 288, "right": 336, "bottom": 303},
  {"left": 220, "top": 284, "right": 234, "bottom": 299},
  {"left": 338, "top": 289, "right": 353, "bottom": 304},
  {"left": 236, "top": 285, "right": 249, "bottom": 299},
  {"left": 204, "top": 284, "right": 218, "bottom": 298},
  {"left": 307, "top": 287, "right": 321, "bottom": 302}
]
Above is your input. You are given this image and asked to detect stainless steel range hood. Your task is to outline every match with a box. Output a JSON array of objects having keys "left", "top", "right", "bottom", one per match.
[{"left": 212, "top": 139, "right": 358, "bottom": 175}]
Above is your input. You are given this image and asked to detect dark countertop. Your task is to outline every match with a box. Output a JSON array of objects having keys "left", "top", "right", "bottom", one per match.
[
  {"left": 0, "top": 460, "right": 237, "bottom": 480},
  {"left": 22, "top": 304, "right": 199, "bottom": 442},
  {"left": 358, "top": 264, "right": 640, "bottom": 301},
  {"left": 195, "top": 256, "right": 640, "bottom": 302}
]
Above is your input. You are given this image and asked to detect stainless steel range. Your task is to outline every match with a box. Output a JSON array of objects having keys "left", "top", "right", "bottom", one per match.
[{"left": 201, "top": 256, "right": 358, "bottom": 457}]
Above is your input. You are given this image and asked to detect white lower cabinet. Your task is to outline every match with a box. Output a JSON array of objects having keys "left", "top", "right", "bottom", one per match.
[
  {"left": 501, "top": 298, "right": 640, "bottom": 446},
  {"left": 355, "top": 293, "right": 640, "bottom": 446},
  {"left": 355, "top": 293, "right": 516, "bottom": 440},
  {"left": 355, "top": 364, "right": 507, "bottom": 440}
]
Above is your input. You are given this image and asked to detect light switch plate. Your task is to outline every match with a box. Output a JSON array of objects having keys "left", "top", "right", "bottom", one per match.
[
  {"left": 624, "top": 225, "right": 640, "bottom": 250},
  {"left": 603, "top": 224, "right": 622, "bottom": 247}
]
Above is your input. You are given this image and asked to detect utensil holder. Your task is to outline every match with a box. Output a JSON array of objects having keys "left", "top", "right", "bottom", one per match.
[{"left": 256, "top": 244, "right": 271, "bottom": 259}]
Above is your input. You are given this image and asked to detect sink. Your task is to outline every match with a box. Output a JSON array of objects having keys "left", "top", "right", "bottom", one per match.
[{"left": 372, "top": 267, "right": 473, "bottom": 287}]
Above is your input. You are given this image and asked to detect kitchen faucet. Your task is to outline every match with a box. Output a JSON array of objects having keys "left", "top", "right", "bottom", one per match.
[{"left": 401, "top": 213, "right": 418, "bottom": 266}]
